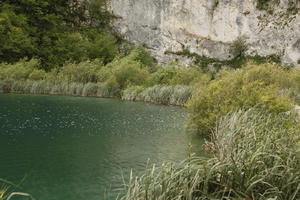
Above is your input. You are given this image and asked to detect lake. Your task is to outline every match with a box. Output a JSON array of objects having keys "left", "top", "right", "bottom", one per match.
[{"left": 0, "top": 94, "right": 203, "bottom": 200}]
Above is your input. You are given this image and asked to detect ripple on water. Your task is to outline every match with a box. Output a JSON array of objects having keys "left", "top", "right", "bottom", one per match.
[{"left": 0, "top": 94, "right": 204, "bottom": 200}]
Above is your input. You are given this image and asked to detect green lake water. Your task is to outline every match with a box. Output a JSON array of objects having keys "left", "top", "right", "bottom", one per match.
[{"left": 0, "top": 94, "right": 203, "bottom": 200}]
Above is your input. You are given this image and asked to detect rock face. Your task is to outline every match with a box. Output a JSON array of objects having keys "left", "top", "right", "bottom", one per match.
[{"left": 109, "top": 0, "right": 300, "bottom": 65}]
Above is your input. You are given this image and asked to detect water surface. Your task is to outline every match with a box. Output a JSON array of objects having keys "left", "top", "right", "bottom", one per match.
[{"left": 0, "top": 94, "right": 203, "bottom": 200}]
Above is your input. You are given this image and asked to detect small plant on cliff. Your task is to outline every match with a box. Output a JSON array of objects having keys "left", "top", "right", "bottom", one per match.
[
  {"left": 256, "top": 0, "right": 280, "bottom": 11},
  {"left": 229, "top": 36, "right": 248, "bottom": 59}
]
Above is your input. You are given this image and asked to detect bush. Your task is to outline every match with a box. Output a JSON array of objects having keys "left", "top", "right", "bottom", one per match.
[
  {"left": 119, "top": 109, "right": 300, "bottom": 200},
  {"left": 29, "top": 69, "right": 46, "bottom": 81},
  {"left": 187, "top": 63, "right": 293, "bottom": 135},
  {"left": 85, "top": 31, "right": 118, "bottom": 64},
  {"left": 102, "top": 77, "right": 120, "bottom": 97},
  {"left": 100, "top": 57, "right": 150, "bottom": 91},
  {"left": 0, "top": 59, "right": 40, "bottom": 81},
  {"left": 229, "top": 36, "right": 248, "bottom": 59},
  {"left": 125, "top": 47, "right": 157, "bottom": 71},
  {"left": 58, "top": 60, "right": 103, "bottom": 83}
]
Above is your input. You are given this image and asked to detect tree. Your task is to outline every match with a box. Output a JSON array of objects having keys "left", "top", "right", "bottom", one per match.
[{"left": 0, "top": 0, "right": 117, "bottom": 69}]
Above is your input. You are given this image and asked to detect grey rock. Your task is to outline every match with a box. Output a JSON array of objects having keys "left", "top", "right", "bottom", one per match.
[{"left": 109, "top": 0, "right": 300, "bottom": 65}]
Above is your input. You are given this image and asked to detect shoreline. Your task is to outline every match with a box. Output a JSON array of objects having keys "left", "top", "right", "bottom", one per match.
[{"left": 0, "top": 91, "right": 186, "bottom": 107}]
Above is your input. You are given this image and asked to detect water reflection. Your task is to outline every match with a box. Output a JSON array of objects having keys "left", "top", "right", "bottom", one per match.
[{"left": 0, "top": 94, "right": 204, "bottom": 200}]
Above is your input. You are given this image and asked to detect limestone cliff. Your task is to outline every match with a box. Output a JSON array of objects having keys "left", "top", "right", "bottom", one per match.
[{"left": 109, "top": 0, "right": 300, "bottom": 65}]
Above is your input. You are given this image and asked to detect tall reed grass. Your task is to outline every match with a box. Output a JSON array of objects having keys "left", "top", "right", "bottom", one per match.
[
  {"left": 122, "top": 85, "right": 193, "bottom": 105},
  {"left": 0, "top": 178, "right": 34, "bottom": 200},
  {"left": 0, "top": 80, "right": 4, "bottom": 93},
  {"left": 119, "top": 109, "right": 300, "bottom": 200},
  {"left": 0, "top": 80, "right": 118, "bottom": 98},
  {"left": 1, "top": 80, "right": 192, "bottom": 105}
]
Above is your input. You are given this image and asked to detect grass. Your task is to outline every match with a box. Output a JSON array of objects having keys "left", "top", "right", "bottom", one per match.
[
  {"left": 0, "top": 81, "right": 114, "bottom": 98},
  {"left": 0, "top": 178, "right": 34, "bottom": 200},
  {"left": 118, "top": 109, "right": 300, "bottom": 200},
  {"left": 121, "top": 85, "right": 193, "bottom": 105},
  {"left": 0, "top": 48, "right": 206, "bottom": 105}
]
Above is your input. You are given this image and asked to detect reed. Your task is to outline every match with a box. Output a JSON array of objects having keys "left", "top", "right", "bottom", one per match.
[
  {"left": 0, "top": 80, "right": 122, "bottom": 99},
  {"left": 0, "top": 178, "right": 34, "bottom": 200},
  {"left": 96, "top": 83, "right": 113, "bottom": 98},
  {"left": 82, "top": 82, "right": 98, "bottom": 96},
  {"left": 138, "top": 85, "right": 192, "bottom": 105},
  {"left": 119, "top": 109, "right": 300, "bottom": 200},
  {"left": 0, "top": 80, "right": 4, "bottom": 93},
  {"left": 121, "top": 86, "right": 145, "bottom": 101}
]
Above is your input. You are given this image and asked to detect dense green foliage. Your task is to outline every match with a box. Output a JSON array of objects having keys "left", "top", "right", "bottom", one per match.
[
  {"left": 187, "top": 63, "right": 299, "bottom": 135},
  {"left": 0, "top": 47, "right": 207, "bottom": 105},
  {"left": 120, "top": 109, "right": 300, "bottom": 199},
  {"left": 0, "top": 0, "right": 117, "bottom": 69}
]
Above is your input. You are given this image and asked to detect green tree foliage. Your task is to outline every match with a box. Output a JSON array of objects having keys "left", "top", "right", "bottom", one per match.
[
  {"left": 0, "top": 0, "right": 117, "bottom": 69},
  {"left": 0, "top": 5, "right": 35, "bottom": 62},
  {"left": 0, "top": 47, "right": 205, "bottom": 105},
  {"left": 187, "top": 63, "right": 293, "bottom": 135}
]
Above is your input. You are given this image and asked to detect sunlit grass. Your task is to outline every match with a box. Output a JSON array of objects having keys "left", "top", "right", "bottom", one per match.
[
  {"left": 118, "top": 109, "right": 300, "bottom": 200},
  {"left": 0, "top": 178, "right": 34, "bottom": 200}
]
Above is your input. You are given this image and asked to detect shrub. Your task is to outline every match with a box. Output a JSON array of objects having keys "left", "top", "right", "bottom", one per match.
[
  {"left": 28, "top": 69, "right": 46, "bottom": 81},
  {"left": 119, "top": 109, "right": 300, "bottom": 200},
  {"left": 85, "top": 31, "right": 118, "bottom": 64},
  {"left": 187, "top": 63, "right": 293, "bottom": 135},
  {"left": 102, "top": 77, "right": 120, "bottom": 97},
  {"left": 125, "top": 47, "right": 157, "bottom": 71},
  {"left": 100, "top": 58, "right": 150, "bottom": 91},
  {"left": 0, "top": 59, "right": 40, "bottom": 81},
  {"left": 229, "top": 36, "right": 248, "bottom": 59},
  {"left": 58, "top": 60, "right": 103, "bottom": 83},
  {"left": 113, "top": 63, "right": 149, "bottom": 89}
]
